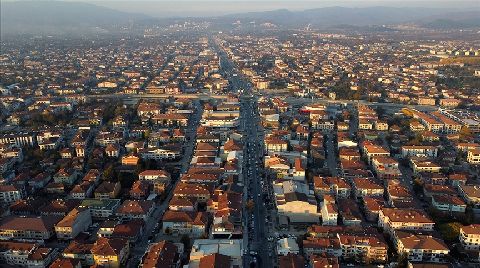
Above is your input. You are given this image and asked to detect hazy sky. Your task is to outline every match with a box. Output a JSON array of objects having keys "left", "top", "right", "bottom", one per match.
[{"left": 5, "top": 1, "right": 480, "bottom": 17}]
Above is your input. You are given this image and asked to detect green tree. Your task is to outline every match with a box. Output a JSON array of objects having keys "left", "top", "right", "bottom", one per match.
[
  {"left": 103, "top": 165, "right": 116, "bottom": 182},
  {"left": 396, "top": 252, "right": 409, "bottom": 268},
  {"left": 246, "top": 200, "right": 255, "bottom": 212},
  {"left": 180, "top": 234, "right": 191, "bottom": 248},
  {"left": 118, "top": 172, "right": 135, "bottom": 189},
  {"left": 438, "top": 222, "right": 462, "bottom": 243}
]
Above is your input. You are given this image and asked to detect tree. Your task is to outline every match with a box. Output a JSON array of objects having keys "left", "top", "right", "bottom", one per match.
[
  {"left": 438, "top": 222, "right": 462, "bottom": 243},
  {"left": 396, "top": 252, "right": 409, "bottom": 268},
  {"left": 246, "top": 200, "right": 255, "bottom": 212},
  {"left": 118, "top": 172, "right": 135, "bottom": 188},
  {"left": 103, "top": 165, "right": 116, "bottom": 182},
  {"left": 180, "top": 234, "right": 191, "bottom": 248}
]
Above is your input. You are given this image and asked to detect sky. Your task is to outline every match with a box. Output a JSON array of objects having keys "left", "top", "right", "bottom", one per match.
[{"left": 4, "top": 1, "right": 480, "bottom": 17}]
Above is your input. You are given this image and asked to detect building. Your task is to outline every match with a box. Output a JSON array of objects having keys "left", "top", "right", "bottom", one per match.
[
  {"left": 274, "top": 180, "right": 320, "bottom": 223},
  {"left": 459, "top": 224, "right": 480, "bottom": 252},
  {"left": 378, "top": 208, "right": 435, "bottom": 235},
  {"left": 0, "top": 216, "right": 62, "bottom": 241},
  {"left": 395, "top": 231, "right": 449, "bottom": 263},
  {"left": 78, "top": 199, "right": 121, "bottom": 219},
  {"left": 321, "top": 198, "right": 338, "bottom": 226},
  {"left": 162, "top": 211, "right": 208, "bottom": 237},
  {"left": 279, "top": 253, "right": 305, "bottom": 268},
  {"left": 467, "top": 148, "right": 480, "bottom": 164},
  {"left": 91, "top": 237, "right": 129, "bottom": 268},
  {"left": 431, "top": 195, "right": 467, "bottom": 213},
  {"left": 0, "top": 184, "right": 25, "bottom": 205},
  {"left": 338, "top": 234, "right": 388, "bottom": 264},
  {"left": 139, "top": 169, "right": 171, "bottom": 194},
  {"left": 55, "top": 207, "right": 92, "bottom": 240},
  {"left": 188, "top": 239, "right": 243, "bottom": 268},
  {"left": 140, "top": 240, "right": 183, "bottom": 268},
  {"left": 352, "top": 178, "right": 384, "bottom": 199},
  {"left": 115, "top": 200, "right": 155, "bottom": 221},
  {"left": 458, "top": 185, "right": 480, "bottom": 208},
  {"left": 401, "top": 146, "right": 438, "bottom": 158},
  {"left": 362, "top": 143, "right": 389, "bottom": 164},
  {"left": 277, "top": 238, "right": 300, "bottom": 256},
  {"left": 0, "top": 241, "right": 57, "bottom": 267},
  {"left": 313, "top": 177, "right": 351, "bottom": 199}
]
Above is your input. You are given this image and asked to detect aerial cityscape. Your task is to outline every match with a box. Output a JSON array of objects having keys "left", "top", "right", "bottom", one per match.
[{"left": 0, "top": 1, "right": 480, "bottom": 268}]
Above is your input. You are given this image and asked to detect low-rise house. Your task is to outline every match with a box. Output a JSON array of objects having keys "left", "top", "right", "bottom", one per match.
[
  {"left": 173, "top": 182, "right": 212, "bottom": 203},
  {"left": 116, "top": 200, "right": 155, "bottom": 221},
  {"left": 375, "top": 120, "right": 389, "bottom": 131},
  {"left": 352, "top": 178, "right": 384, "bottom": 199},
  {"left": 162, "top": 211, "right": 208, "bottom": 237},
  {"left": 53, "top": 168, "right": 77, "bottom": 186},
  {"left": 458, "top": 185, "right": 480, "bottom": 209},
  {"left": 467, "top": 148, "right": 480, "bottom": 164},
  {"left": 338, "top": 199, "right": 362, "bottom": 226},
  {"left": 277, "top": 238, "right": 300, "bottom": 256},
  {"left": 55, "top": 207, "right": 92, "bottom": 240},
  {"left": 139, "top": 169, "right": 171, "bottom": 194},
  {"left": 0, "top": 241, "right": 58, "bottom": 267},
  {"left": 0, "top": 184, "right": 25, "bottom": 205},
  {"left": 303, "top": 237, "right": 342, "bottom": 257},
  {"left": 459, "top": 224, "right": 480, "bottom": 252},
  {"left": 169, "top": 196, "right": 197, "bottom": 212},
  {"left": 278, "top": 253, "right": 305, "bottom": 268},
  {"left": 387, "top": 183, "right": 413, "bottom": 206},
  {"left": 0, "top": 215, "right": 62, "bottom": 241},
  {"left": 50, "top": 258, "right": 82, "bottom": 268},
  {"left": 121, "top": 155, "right": 140, "bottom": 166},
  {"left": 94, "top": 181, "right": 121, "bottom": 199},
  {"left": 431, "top": 195, "right": 467, "bottom": 213},
  {"left": 371, "top": 156, "right": 402, "bottom": 179},
  {"left": 78, "top": 198, "right": 121, "bottom": 219},
  {"left": 410, "top": 158, "right": 442, "bottom": 174},
  {"left": 91, "top": 237, "right": 129, "bottom": 268},
  {"left": 62, "top": 240, "right": 94, "bottom": 266},
  {"left": 129, "top": 180, "right": 150, "bottom": 200},
  {"left": 395, "top": 231, "right": 449, "bottom": 263},
  {"left": 138, "top": 147, "right": 181, "bottom": 161},
  {"left": 338, "top": 234, "right": 388, "bottom": 264},
  {"left": 362, "top": 142, "right": 389, "bottom": 164},
  {"left": 140, "top": 240, "right": 183, "bottom": 268},
  {"left": 265, "top": 138, "right": 288, "bottom": 153},
  {"left": 320, "top": 197, "right": 338, "bottom": 226},
  {"left": 69, "top": 181, "right": 95, "bottom": 199},
  {"left": 97, "top": 221, "right": 117, "bottom": 238},
  {"left": 378, "top": 208, "right": 435, "bottom": 235},
  {"left": 313, "top": 177, "right": 351, "bottom": 199},
  {"left": 363, "top": 196, "right": 385, "bottom": 222},
  {"left": 105, "top": 144, "right": 120, "bottom": 158},
  {"left": 112, "top": 219, "right": 144, "bottom": 242},
  {"left": 309, "top": 255, "right": 339, "bottom": 268},
  {"left": 401, "top": 145, "right": 438, "bottom": 158},
  {"left": 188, "top": 239, "right": 243, "bottom": 267}
]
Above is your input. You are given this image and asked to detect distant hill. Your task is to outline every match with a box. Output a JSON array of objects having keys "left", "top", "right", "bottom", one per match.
[
  {"left": 1, "top": 2, "right": 479, "bottom": 36},
  {"left": 226, "top": 6, "right": 480, "bottom": 29},
  {"left": 0, "top": 1, "right": 151, "bottom": 36}
]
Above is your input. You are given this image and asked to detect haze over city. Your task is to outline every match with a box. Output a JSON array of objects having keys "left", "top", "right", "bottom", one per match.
[{"left": 0, "top": 1, "right": 479, "bottom": 268}]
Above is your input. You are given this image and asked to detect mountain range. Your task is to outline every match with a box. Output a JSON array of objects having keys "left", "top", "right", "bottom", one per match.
[{"left": 1, "top": 1, "right": 479, "bottom": 36}]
